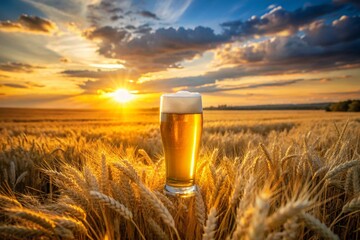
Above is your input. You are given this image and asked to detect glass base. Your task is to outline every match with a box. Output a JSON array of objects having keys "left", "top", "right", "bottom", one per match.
[{"left": 164, "top": 184, "right": 197, "bottom": 197}]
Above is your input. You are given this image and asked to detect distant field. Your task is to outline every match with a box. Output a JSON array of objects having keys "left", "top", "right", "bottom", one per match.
[{"left": 0, "top": 108, "right": 359, "bottom": 239}]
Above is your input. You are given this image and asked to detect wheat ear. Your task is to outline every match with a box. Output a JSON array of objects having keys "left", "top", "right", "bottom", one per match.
[
  {"left": 0, "top": 225, "right": 45, "bottom": 239},
  {"left": 195, "top": 189, "right": 206, "bottom": 226},
  {"left": 249, "top": 193, "right": 270, "bottom": 240},
  {"left": 90, "top": 191, "right": 133, "bottom": 220},
  {"left": 202, "top": 208, "right": 217, "bottom": 240},
  {"left": 342, "top": 196, "right": 360, "bottom": 213},
  {"left": 113, "top": 162, "right": 140, "bottom": 183},
  {"left": 138, "top": 149, "right": 153, "bottom": 165},
  {"left": 137, "top": 184, "right": 175, "bottom": 229},
  {"left": 0, "top": 195, "right": 22, "bottom": 208},
  {"left": 299, "top": 213, "right": 339, "bottom": 240},
  {"left": 6, "top": 208, "right": 55, "bottom": 231},
  {"left": 148, "top": 218, "right": 170, "bottom": 240},
  {"left": 53, "top": 216, "right": 87, "bottom": 234},
  {"left": 352, "top": 166, "right": 360, "bottom": 193},
  {"left": 266, "top": 200, "right": 309, "bottom": 230},
  {"left": 260, "top": 143, "right": 274, "bottom": 172},
  {"left": 325, "top": 160, "right": 360, "bottom": 180}
]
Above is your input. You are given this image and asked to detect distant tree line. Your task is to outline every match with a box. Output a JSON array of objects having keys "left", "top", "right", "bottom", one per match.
[{"left": 325, "top": 100, "right": 360, "bottom": 112}]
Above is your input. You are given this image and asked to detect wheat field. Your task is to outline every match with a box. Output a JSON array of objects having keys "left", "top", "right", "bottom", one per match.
[{"left": 0, "top": 108, "right": 359, "bottom": 240}]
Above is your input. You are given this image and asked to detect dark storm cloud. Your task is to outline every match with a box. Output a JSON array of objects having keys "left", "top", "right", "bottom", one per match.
[
  {"left": 221, "top": 3, "right": 343, "bottom": 38},
  {"left": 139, "top": 10, "right": 160, "bottom": 20},
  {"left": 0, "top": 15, "right": 57, "bottom": 34},
  {"left": 0, "top": 62, "right": 44, "bottom": 73}
]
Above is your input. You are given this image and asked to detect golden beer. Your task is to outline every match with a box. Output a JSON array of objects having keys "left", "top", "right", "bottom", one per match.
[
  {"left": 160, "top": 91, "right": 203, "bottom": 196},
  {"left": 161, "top": 113, "right": 203, "bottom": 188}
]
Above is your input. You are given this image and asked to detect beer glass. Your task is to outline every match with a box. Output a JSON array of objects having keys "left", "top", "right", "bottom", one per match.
[{"left": 160, "top": 91, "right": 203, "bottom": 196}]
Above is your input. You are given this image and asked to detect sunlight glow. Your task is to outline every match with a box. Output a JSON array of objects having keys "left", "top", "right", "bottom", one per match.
[{"left": 111, "top": 89, "right": 134, "bottom": 103}]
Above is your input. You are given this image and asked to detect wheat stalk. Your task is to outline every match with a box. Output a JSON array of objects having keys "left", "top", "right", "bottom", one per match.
[
  {"left": 100, "top": 154, "right": 109, "bottom": 193},
  {"left": 299, "top": 212, "right": 339, "bottom": 240},
  {"left": 9, "top": 161, "right": 16, "bottom": 188}
]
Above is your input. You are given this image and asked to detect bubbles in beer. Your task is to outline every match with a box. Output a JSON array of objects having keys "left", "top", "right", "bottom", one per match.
[{"left": 160, "top": 91, "right": 202, "bottom": 114}]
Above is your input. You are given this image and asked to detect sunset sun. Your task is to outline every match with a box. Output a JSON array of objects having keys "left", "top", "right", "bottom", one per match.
[{"left": 111, "top": 89, "right": 134, "bottom": 103}]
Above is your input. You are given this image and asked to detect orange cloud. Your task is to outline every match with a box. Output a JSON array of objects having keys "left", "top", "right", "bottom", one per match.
[{"left": 0, "top": 14, "right": 58, "bottom": 34}]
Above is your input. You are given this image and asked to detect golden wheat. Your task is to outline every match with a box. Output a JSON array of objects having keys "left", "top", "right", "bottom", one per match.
[{"left": 0, "top": 110, "right": 359, "bottom": 239}]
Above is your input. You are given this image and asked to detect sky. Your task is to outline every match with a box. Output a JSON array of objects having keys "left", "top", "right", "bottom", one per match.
[{"left": 0, "top": 0, "right": 359, "bottom": 109}]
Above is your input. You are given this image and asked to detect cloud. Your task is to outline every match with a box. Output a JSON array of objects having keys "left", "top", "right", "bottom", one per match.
[
  {"left": 0, "top": 15, "right": 58, "bottom": 34},
  {"left": 84, "top": 2, "right": 350, "bottom": 77},
  {"left": 60, "top": 57, "right": 70, "bottom": 63},
  {"left": 221, "top": 3, "right": 343, "bottom": 38},
  {"left": 0, "top": 81, "right": 45, "bottom": 89},
  {"left": 0, "top": 94, "right": 74, "bottom": 108},
  {"left": 0, "top": 62, "right": 44, "bottom": 73},
  {"left": 87, "top": 0, "right": 127, "bottom": 25},
  {"left": 334, "top": 0, "right": 360, "bottom": 8},
  {"left": 84, "top": 26, "right": 229, "bottom": 73},
  {"left": 2, "top": 83, "right": 28, "bottom": 89},
  {"left": 139, "top": 10, "right": 160, "bottom": 20},
  {"left": 304, "top": 16, "right": 360, "bottom": 46},
  {"left": 62, "top": 69, "right": 138, "bottom": 79},
  {"left": 83, "top": 26, "right": 129, "bottom": 44},
  {"left": 183, "top": 79, "right": 305, "bottom": 93},
  {"left": 26, "top": 82, "right": 45, "bottom": 88},
  {"left": 214, "top": 31, "right": 360, "bottom": 68},
  {"left": 138, "top": 33, "right": 360, "bottom": 93}
]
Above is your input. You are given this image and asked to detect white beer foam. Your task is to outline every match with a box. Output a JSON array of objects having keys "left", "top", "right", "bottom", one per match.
[{"left": 161, "top": 91, "right": 202, "bottom": 113}]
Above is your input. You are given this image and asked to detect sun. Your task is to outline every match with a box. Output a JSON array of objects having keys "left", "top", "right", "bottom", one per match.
[{"left": 111, "top": 88, "right": 134, "bottom": 103}]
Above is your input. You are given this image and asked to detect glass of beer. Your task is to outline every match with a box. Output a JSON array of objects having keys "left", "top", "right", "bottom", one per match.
[{"left": 160, "top": 91, "right": 203, "bottom": 196}]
